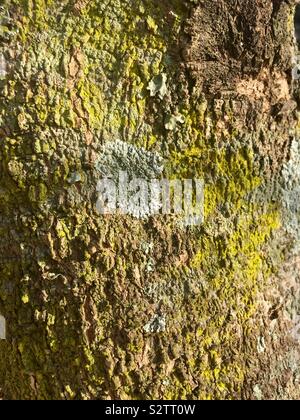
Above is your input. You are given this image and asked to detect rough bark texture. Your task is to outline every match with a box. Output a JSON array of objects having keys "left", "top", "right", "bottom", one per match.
[{"left": 0, "top": 0, "right": 300, "bottom": 400}]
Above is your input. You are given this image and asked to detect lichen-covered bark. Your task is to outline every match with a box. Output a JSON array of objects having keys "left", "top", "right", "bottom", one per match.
[{"left": 0, "top": 0, "right": 299, "bottom": 400}]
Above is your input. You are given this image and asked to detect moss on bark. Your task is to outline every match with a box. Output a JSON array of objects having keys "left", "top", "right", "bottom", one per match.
[{"left": 0, "top": 0, "right": 300, "bottom": 400}]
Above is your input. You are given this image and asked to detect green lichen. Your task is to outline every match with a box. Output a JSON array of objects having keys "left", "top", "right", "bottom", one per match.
[{"left": 0, "top": 0, "right": 291, "bottom": 401}]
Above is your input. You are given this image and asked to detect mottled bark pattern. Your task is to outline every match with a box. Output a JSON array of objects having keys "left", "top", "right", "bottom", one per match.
[{"left": 0, "top": 0, "right": 300, "bottom": 400}]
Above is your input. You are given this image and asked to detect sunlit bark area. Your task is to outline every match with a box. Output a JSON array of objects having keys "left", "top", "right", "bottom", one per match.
[{"left": 0, "top": 0, "right": 300, "bottom": 400}]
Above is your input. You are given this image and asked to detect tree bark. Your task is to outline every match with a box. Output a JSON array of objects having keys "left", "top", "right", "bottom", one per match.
[{"left": 0, "top": 0, "right": 300, "bottom": 400}]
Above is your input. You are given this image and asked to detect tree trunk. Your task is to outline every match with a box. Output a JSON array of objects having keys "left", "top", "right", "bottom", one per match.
[{"left": 0, "top": 0, "right": 300, "bottom": 400}]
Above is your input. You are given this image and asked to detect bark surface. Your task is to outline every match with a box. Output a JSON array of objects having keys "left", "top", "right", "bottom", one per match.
[{"left": 0, "top": 0, "right": 300, "bottom": 400}]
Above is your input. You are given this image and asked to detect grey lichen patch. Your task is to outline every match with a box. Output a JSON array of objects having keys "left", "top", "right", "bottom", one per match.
[
  {"left": 290, "top": 315, "right": 300, "bottom": 342},
  {"left": 147, "top": 73, "right": 168, "bottom": 100},
  {"left": 253, "top": 385, "right": 263, "bottom": 400},
  {"left": 257, "top": 336, "right": 266, "bottom": 354},
  {"left": 0, "top": 315, "right": 5, "bottom": 340},
  {"left": 143, "top": 314, "right": 166, "bottom": 333},
  {"left": 141, "top": 241, "right": 154, "bottom": 255},
  {"left": 141, "top": 242, "right": 156, "bottom": 272},
  {"left": 67, "top": 172, "right": 82, "bottom": 184},
  {"left": 95, "top": 140, "right": 164, "bottom": 180},
  {"left": 281, "top": 138, "right": 300, "bottom": 254},
  {"left": 282, "top": 139, "right": 300, "bottom": 190},
  {"left": 0, "top": 53, "right": 7, "bottom": 79},
  {"left": 145, "top": 257, "right": 155, "bottom": 273},
  {"left": 165, "top": 113, "right": 185, "bottom": 131},
  {"left": 95, "top": 141, "right": 165, "bottom": 219}
]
